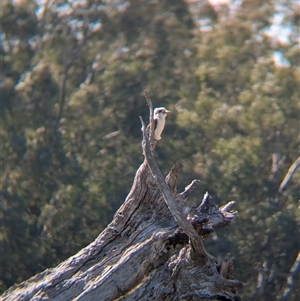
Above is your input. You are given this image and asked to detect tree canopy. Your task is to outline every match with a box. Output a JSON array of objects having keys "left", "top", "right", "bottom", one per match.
[{"left": 1, "top": 0, "right": 299, "bottom": 300}]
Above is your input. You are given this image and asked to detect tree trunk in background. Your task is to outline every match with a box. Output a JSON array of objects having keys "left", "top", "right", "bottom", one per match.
[{"left": 2, "top": 102, "right": 243, "bottom": 301}]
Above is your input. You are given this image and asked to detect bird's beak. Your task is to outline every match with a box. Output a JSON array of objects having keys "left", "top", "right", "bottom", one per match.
[{"left": 165, "top": 110, "right": 171, "bottom": 115}]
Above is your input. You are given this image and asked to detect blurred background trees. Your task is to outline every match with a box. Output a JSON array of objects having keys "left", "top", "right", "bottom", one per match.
[{"left": 1, "top": 0, "right": 299, "bottom": 300}]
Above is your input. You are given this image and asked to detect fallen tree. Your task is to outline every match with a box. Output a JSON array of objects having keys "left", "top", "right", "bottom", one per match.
[{"left": 2, "top": 93, "right": 243, "bottom": 301}]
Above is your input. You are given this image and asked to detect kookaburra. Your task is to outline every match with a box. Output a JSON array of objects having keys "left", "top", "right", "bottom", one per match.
[{"left": 153, "top": 107, "right": 171, "bottom": 140}]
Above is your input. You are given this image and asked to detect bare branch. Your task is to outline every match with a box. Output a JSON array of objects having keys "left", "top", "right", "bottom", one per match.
[
  {"left": 278, "top": 156, "right": 300, "bottom": 194},
  {"left": 55, "top": 43, "right": 85, "bottom": 132},
  {"left": 277, "top": 252, "right": 300, "bottom": 301},
  {"left": 140, "top": 115, "right": 208, "bottom": 263},
  {"left": 144, "top": 90, "right": 155, "bottom": 148}
]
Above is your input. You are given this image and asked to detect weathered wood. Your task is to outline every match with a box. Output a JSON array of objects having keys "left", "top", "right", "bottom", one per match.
[
  {"left": 140, "top": 115, "right": 208, "bottom": 263},
  {"left": 2, "top": 96, "right": 243, "bottom": 301}
]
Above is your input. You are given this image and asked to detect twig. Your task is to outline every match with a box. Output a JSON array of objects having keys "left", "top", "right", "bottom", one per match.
[{"left": 278, "top": 156, "right": 300, "bottom": 194}]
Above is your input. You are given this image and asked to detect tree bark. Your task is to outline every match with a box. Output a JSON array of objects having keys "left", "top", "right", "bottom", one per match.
[{"left": 2, "top": 96, "right": 243, "bottom": 301}]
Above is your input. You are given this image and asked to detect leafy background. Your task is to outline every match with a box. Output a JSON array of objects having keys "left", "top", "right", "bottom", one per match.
[{"left": 1, "top": 0, "right": 299, "bottom": 300}]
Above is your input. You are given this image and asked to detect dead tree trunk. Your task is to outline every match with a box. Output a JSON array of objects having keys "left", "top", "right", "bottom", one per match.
[{"left": 2, "top": 94, "right": 243, "bottom": 301}]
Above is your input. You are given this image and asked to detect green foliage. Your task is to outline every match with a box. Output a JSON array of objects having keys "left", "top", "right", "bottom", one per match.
[
  {"left": 1, "top": 0, "right": 299, "bottom": 300},
  {"left": 176, "top": 1, "right": 299, "bottom": 300},
  {"left": 1, "top": 0, "right": 198, "bottom": 290}
]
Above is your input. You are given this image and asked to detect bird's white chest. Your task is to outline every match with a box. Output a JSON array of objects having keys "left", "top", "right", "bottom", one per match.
[{"left": 154, "top": 117, "right": 166, "bottom": 140}]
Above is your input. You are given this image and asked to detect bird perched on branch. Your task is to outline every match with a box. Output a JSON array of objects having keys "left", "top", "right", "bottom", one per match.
[{"left": 153, "top": 107, "right": 171, "bottom": 140}]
